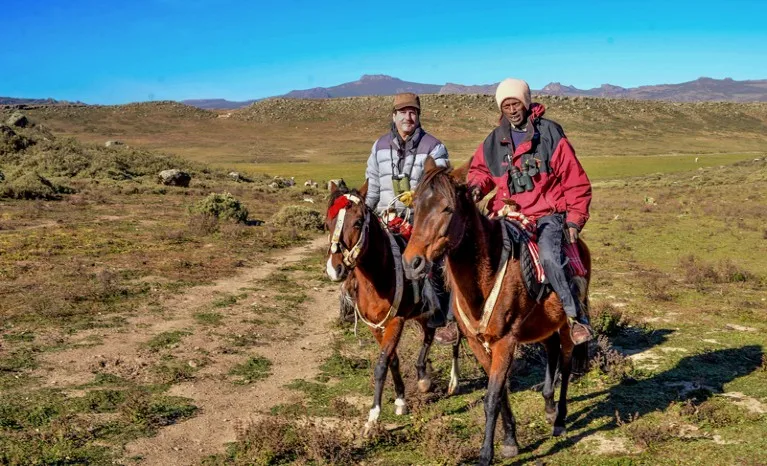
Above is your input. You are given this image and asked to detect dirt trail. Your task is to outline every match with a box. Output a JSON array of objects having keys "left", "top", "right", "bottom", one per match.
[{"left": 36, "top": 236, "right": 339, "bottom": 465}]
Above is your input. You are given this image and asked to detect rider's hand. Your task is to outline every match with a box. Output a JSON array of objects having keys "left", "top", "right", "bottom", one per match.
[
  {"left": 568, "top": 227, "right": 579, "bottom": 244},
  {"left": 470, "top": 187, "right": 482, "bottom": 203}
]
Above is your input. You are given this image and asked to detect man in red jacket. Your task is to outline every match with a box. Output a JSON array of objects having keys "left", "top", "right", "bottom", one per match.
[{"left": 468, "top": 78, "right": 593, "bottom": 345}]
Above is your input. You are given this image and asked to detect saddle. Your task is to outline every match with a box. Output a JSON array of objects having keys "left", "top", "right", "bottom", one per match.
[{"left": 502, "top": 219, "right": 587, "bottom": 303}]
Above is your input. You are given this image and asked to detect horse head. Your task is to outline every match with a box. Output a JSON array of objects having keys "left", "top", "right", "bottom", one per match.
[
  {"left": 403, "top": 156, "right": 471, "bottom": 280},
  {"left": 325, "top": 180, "right": 370, "bottom": 281}
]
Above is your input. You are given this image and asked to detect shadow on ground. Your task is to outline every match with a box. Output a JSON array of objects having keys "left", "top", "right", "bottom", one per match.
[{"left": 512, "top": 344, "right": 764, "bottom": 464}]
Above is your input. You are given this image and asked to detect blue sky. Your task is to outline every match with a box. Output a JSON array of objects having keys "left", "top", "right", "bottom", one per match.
[{"left": 2, "top": 0, "right": 766, "bottom": 104}]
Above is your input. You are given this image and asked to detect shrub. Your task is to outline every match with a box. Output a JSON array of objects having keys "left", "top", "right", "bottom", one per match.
[
  {"left": 590, "top": 301, "right": 626, "bottom": 337},
  {"left": 592, "top": 335, "right": 636, "bottom": 381},
  {"left": 623, "top": 417, "right": 675, "bottom": 449},
  {"left": 0, "top": 172, "right": 60, "bottom": 200},
  {"left": 212, "top": 416, "right": 355, "bottom": 466},
  {"left": 0, "top": 124, "right": 33, "bottom": 155},
  {"left": 270, "top": 205, "right": 323, "bottom": 231},
  {"left": 679, "top": 255, "right": 756, "bottom": 288},
  {"left": 190, "top": 192, "right": 248, "bottom": 223}
]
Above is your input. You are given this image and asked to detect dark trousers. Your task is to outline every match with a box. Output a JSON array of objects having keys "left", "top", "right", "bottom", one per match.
[
  {"left": 426, "top": 259, "right": 453, "bottom": 327},
  {"left": 537, "top": 213, "right": 579, "bottom": 319}
]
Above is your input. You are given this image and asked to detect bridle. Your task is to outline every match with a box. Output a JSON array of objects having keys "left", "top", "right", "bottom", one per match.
[
  {"left": 417, "top": 184, "right": 468, "bottom": 258},
  {"left": 328, "top": 192, "right": 405, "bottom": 332},
  {"left": 329, "top": 194, "right": 370, "bottom": 268}
]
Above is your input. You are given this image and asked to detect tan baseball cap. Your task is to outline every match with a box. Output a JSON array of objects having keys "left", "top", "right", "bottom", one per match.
[{"left": 393, "top": 92, "right": 421, "bottom": 111}]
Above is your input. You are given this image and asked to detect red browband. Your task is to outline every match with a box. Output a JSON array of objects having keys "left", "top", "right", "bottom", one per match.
[{"left": 328, "top": 196, "right": 351, "bottom": 219}]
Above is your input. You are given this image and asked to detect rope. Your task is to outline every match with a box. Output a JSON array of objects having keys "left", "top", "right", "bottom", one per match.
[{"left": 453, "top": 223, "right": 512, "bottom": 354}]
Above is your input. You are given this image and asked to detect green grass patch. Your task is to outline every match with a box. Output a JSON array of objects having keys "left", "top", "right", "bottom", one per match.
[
  {"left": 193, "top": 311, "right": 224, "bottom": 326},
  {"left": 144, "top": 330, "right": 192, "bottom": 350},
  {"left": 211, "top": 293, "right": 239, "bottom": 308},
  {"left": 229, "top": 356, "right": 272, "bottom": 384}
]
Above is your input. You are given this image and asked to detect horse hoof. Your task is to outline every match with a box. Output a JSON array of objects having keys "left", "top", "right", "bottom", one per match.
[
  {"left": 362, "top": 421, "right": 376, "bottom": 438},
  {"left": 395, "top": 404, "right": 408, "bottom": 416},
  {"left": 552, "top": 426, "right": 567, "bottom": 437},
  {"left": 501, "top": 444, "right": 519, "bottom": 458},
  {"left": 447, "top": 382, "right": 459, "bottom": 396},
  {"left": 545, "top": 410, "right": 557, "bottom": 425},
  {"left": 417, "top": 378, "right": 432, "bottom": 393}
]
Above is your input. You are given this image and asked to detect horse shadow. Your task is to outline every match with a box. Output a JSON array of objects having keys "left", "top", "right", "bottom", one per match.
[
  {"left": 510, "top": 328, "right": 676, "bottom": 393},
  {"left": 511, "top": 344, "right": 765, "bottom": 464}
]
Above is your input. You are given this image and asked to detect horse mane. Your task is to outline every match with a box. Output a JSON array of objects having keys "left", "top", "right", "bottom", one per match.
[{"left": 415, "top": 166, "right": 470, "bottom": 211}]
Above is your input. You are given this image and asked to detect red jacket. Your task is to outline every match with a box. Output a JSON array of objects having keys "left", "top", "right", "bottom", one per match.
[{"left": 468, "top": 103, "right": 592, "bottom": 230}]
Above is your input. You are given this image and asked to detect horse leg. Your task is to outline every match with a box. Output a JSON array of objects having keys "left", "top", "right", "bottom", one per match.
[
  {"left": 553, "top": 328, "right": 575, "bottom": 437},
  {"left": 542, "top": 333, "right": 561, "bottom": 425},
  {"left": 498, "top": 379, "right": 519, "bottom": 458},
  {"left": 478, "top": 337, "right": 516, "bottom": 466},
  {"left": 415, "top": 320, "right": 435, "bottom": 393},
  {"left": 447, "top": 334, "right": 461, "bottom": 396},
  {"left": 364, "top": 317, "right": 405, "bottom": 436},
  {"left": 389, "top": 352, "right": 408, "bottom": 415}
]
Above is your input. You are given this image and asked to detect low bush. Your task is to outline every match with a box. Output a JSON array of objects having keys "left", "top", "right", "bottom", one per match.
[
  {"left": 270, "top": 205, "right": 323, "bottom": 231},
  {"left": 190, "top": 192, "right": 248, "bottom": 223}
]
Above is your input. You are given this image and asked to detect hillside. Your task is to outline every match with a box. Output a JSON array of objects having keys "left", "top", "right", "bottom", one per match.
[{"left": 5, "top": 95, "right": 767, "bottom": 170}]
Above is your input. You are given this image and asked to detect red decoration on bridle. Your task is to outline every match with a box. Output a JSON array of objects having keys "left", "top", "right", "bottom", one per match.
[{"left": 328, "top": 196, "right": 351, "bottom": 219}]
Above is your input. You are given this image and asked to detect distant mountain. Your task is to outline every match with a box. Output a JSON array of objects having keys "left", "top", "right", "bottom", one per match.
[
  {"left": 438, "top": 82, "right": 497, "bottom": 94},
  {"left": 536, "top": 77, "right": 767, "bottom": 102},
  {"left": 282, "top": 74, "right": 443, "bottom": 98},
  {"left": 180, "top": 98, "right": 258, "bottom": 110},
  {"left": 0, "top": 97, "right": 85, "bottom": 106},
  {"left": 174, "top": 75, "right": 767, "bottom": 109}
]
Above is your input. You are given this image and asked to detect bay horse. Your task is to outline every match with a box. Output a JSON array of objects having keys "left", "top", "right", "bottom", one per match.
[
  {"left": 402, "top": 157, "right": 590, "bottom": 465},
  {"left": 325, "top": 180, "right": 461, "bottom": 435}
]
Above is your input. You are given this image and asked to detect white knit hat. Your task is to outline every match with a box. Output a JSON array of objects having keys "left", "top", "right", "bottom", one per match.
[{"left": 495, "top": 78, "right": 531, "bottom": 110}]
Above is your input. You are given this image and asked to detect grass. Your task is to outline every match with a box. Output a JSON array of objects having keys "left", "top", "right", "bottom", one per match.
[
  {"left": 2, "top": 100, "right": 766, "bottom": 465},
  {"left": 217, "top": 157, "right": 767, "bottom": 465},
  {"left": 193, "top": 311, "right": 225, "bottom": 325},
  {"left": 0, "top": 385, "right": 197, "bottom": 465},
  {"left": 144, "top": 330, "right": 192, "bottom": 350},
  {"left": 228, "top": 356, "right": 272, "bottom": 384}
]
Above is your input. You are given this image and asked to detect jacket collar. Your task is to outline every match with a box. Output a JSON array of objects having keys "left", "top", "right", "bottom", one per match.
[{"left": 391, "top": 125, "right": 424, "bottom": 153}]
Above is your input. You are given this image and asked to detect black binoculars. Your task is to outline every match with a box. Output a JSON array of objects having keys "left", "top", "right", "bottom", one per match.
[{"left": 510, "top": 165, "right": 535, "bottom": 193}]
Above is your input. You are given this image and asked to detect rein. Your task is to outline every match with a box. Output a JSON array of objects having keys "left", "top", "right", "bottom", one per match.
[{"left": 353, "top": 229, "right": 405, "bottom": 331}]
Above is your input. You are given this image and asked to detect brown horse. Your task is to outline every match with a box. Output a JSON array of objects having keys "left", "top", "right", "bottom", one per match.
[
  {"left": 325, "top": 180, "right": 461, "bottom": 435},
  {"left": 402, "top": 157, "right": 590, "bottom": 465}
]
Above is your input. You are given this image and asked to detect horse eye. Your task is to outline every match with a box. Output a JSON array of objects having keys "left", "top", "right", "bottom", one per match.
[
  {"left": 442, "top": 206, "right": 453, "bottom": 214},
  {"left": 353, "top": 220, "right": 363, "bottom": 229}
]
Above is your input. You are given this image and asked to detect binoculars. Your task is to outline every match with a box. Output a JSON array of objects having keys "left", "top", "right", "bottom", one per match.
[
  {"left": 510, "top": 165, "right": 535, "bottom": 193},
  {"left": 392, "top": 174, "right": 411, "bottom": 195}
]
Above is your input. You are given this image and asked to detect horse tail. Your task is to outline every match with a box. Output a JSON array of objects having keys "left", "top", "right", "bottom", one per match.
[{"left": 572, "top": 275, "right": 590, "bottom": 374}]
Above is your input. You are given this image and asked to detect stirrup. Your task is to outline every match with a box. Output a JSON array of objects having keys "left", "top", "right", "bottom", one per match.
[{"left": 568, "top": 317, "right": 594, "bottom": 345}]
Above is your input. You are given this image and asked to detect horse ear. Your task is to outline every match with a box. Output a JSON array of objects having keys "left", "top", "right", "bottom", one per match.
[
  {"left": 359, "top": 179, "right": 369, "bottom": 199},
  {"left": 450, "top": 156, "right": 472, "bottom": 185},
  {"left": 424, "top": 155, "right": 438, "bottom": 173}
]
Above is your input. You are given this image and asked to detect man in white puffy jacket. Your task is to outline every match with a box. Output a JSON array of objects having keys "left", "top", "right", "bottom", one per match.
[
  {"left": 364, "top": 93, "right": 458, "bottom": 344},
  {"left": 365, "top": 93, "right": 449, "bottom": 217}
]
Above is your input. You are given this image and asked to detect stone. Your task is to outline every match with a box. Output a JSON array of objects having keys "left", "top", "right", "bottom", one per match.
[
  {"left": 157, "top": 169, "right": 191, "bottom": 187},
  {"left": 6, "top": 112, "right": 29, "bottom": 128}
]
